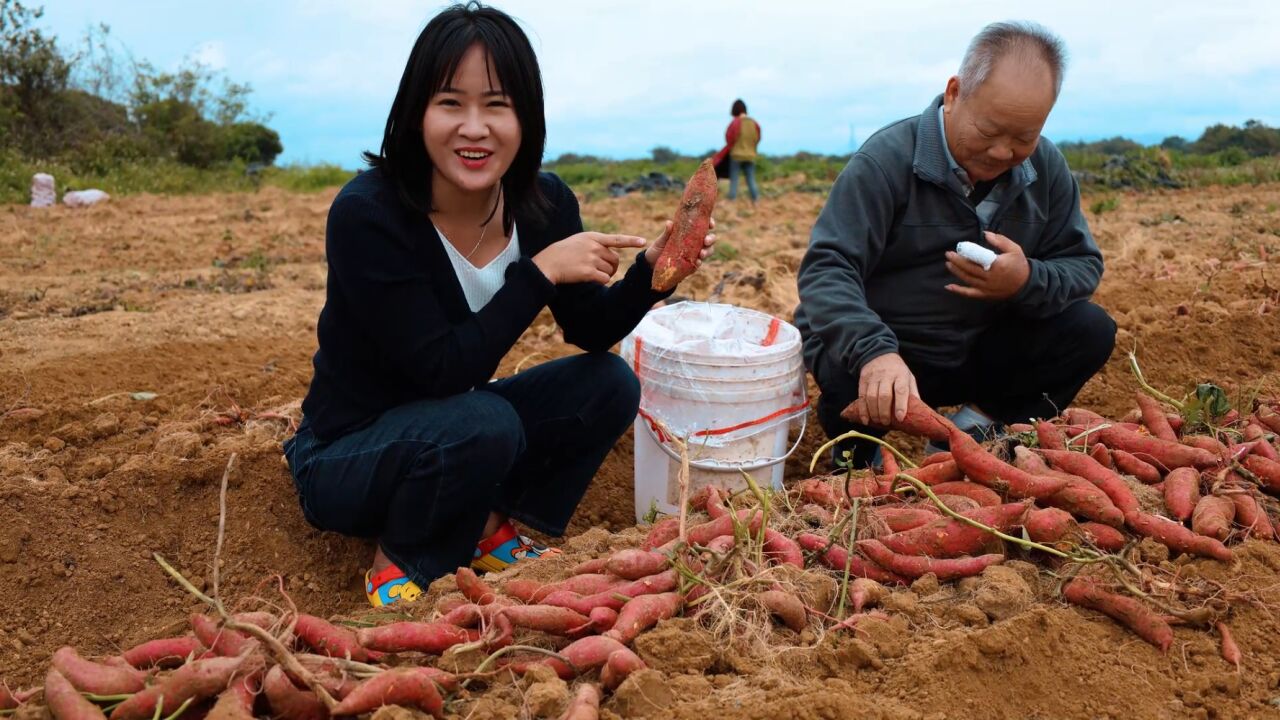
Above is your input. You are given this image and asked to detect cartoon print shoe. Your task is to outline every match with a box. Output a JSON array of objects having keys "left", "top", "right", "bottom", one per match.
[
  {"left": 471, "top": 520, "right": 561, "bottom": 573},
  {"left": 365, "top": 564, "right": 423, "bottom": 607}
]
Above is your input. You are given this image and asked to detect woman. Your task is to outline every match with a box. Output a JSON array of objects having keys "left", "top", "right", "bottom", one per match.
[
  {"left": 283, "top": 2, "right": 715, "bottom": 607},
  {"left": 712, "top": 99, "right": 762, "bottom": 203}
]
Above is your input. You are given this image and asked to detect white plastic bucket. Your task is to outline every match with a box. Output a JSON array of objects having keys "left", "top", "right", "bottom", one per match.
[{"left": 621, "top": 302, "right": 808, "bottom": 523}]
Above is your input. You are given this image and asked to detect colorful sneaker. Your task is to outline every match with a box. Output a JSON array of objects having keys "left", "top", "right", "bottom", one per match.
[
  {"left": 471, "top": 520, "right": 561, "bottom": 573},
  {"left": 365, "top": 565, "right": 423, "bottom": 607}
]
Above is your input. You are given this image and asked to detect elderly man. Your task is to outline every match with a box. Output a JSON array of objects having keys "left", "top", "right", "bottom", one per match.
[{"left": 794, "top": 21, "right": 1116, "bottom": 467}]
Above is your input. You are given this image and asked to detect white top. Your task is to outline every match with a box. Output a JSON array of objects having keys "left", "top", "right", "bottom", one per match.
[{"left": 436, "top": 223, "right": 520, "bottom": 313}]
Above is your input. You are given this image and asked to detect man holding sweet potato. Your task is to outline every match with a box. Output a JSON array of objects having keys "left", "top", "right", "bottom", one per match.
[{"left": 795, "top": 21, "right": 1116, "bottom": 468}]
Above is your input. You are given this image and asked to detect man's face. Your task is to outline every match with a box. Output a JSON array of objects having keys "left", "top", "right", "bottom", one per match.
[{"left": 942, "top": 55, "right": 1056, "bottom": 183}]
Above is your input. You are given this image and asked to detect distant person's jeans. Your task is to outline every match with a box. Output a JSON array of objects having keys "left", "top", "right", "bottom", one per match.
[
  {"left": 729, "top": 159, "right": 759, "bottom": 202},
  {"left": 282, "top": 353, "right": 640, "bottom": 587},
  {"left": 811, "top": 301, "right": 1117, "bottom": 468}
]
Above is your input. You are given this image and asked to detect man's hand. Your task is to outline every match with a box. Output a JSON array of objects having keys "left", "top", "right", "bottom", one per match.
[
  {"left": 854, "top": 353, "right": 919, "bottom": 426},
  {"left": 944, "top": 231, "right": 1031, "bottom": 300}
]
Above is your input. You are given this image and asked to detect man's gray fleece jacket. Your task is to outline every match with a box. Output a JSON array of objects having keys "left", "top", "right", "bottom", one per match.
[{"left": 793, "top": 95, "right": 1104, "bottom": 380}]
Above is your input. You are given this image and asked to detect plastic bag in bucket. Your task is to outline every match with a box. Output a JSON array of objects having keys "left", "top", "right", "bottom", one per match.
[{"left": 621, "top": 301, "right": 808, "bottom": 523}]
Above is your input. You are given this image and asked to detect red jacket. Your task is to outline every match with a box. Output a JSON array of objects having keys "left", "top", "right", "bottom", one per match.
[{"left": 711, "top": 115, "right": 762, "bottom": 169}]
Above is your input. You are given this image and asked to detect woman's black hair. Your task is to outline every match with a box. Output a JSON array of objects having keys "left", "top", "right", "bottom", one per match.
[
  {"left": 363, "top": 1, "right": 547, "bottom": 232},
  {"left": 731, "top": 99, "right": 747, "bottom": 116}
]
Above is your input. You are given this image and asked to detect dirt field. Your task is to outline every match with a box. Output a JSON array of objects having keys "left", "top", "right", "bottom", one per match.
[{"left": 2, "top": 177, "right": 1279, "bottom": 719}]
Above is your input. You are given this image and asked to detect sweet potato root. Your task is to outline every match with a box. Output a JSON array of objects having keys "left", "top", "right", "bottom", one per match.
[
  {"left": 640, "top": 517, "right": 681, "bottom": 550},
  {"left": 294, "top": 614, "right": 375, "bottom": 662},
  {"left": 929, "top": 481, "right": 1003, "bottom": 507},
  {"left": 355, "top": 622, "right": 480, "bottom": 654},
  {"left": 1078, "top": 521, "right": 1127, "bottom": 551},
  {"left": 1135, "top": 393, "right": 1178, "bottom": 441},
  {"left": 763, "top": 528, "right": 805, "bottom": 567},
  {"left": 1036, "top": 421, "right": 1067, "bottom": 451},
  {"left": 264, "top": 665, "right": 327, "bottom": 720},
  {"left": 605, "top": 549, "right": 669, "bottom": 580},
  {"left": 330, "top": 668, "right": 444, "bottom": 719},
  {"left": 651, "top": 159, "right": 717, "bottom": 292},
  {"left": 52, "top": 646, "right": 147, "bottom": 695},
  {"left": 1125, "top": 511, "right": 1233, "bottom": 562},
  {"left": 1191, "top": 495, "right": 1235, "bottom": 541},
  {"left": 839, "top": 396, "right": 953, "bottom": 441},
  {"left": 949, "top": 429, "right": 1066, "bottom": 499},
  {"left": 109, "top": 655, "right": 255, "bottom": 720},
  {"left": 795, "top": 532, "right": 906, "bottom": 585},
  {"left": 850, "top": 578, "right": 889, "bottom": 612},
  {"left": 1024, "top": 507, "right": 1077, "bottom": 543},
  {"left": 206, "top": 673, "right": 260, "bottom": 720},
  {"left": 758, "top": 589, "right": 807, "bottom": 632},
  {"left": 1229, "top": 492, "right": 1274, "bottom": 540},
  {"left": 190, "top": 614, "right": 256, "bottom": 658},
  {"left": 605, "top": 592, "right": 683, "bottom": 644},
  {"left": 45, "top": 667, "right": 108, "bottom": 720},
  {"left": 868, "top": 507, "right": 940, "bottom": 533},
  {"left": 1096, "top": 426, "right": 1218, "bottom": 469},
  {"left": 1039, "top": 449, "right": 1140, "bottom": 516},
  {"left": 1111, "top": 449, "right": 1162, "bottom": 484},
  {"left": 121, "top": 636, "right": 204, "bottom": 670},
  {"left": 559, "top": 683, "right": 602, "bottom": 720},
  {"left": 857, "top": 539, "right": 1004, "bottom": 580},
  {"left": 1045, "top": 477, "right": 1126, "bottom": 527},
  {"left": 600, "top": 649, "right": 646, "bottom": 692},
  {"left": 1243, "top": 454, "right": 1280, "bottom": 491},
  {"left": 1162, "top": 467, "right": 1201, "bottom": 521},
  {"left": 1089, "top": 444, "right": 1115, "bottom": 470},
  {"left": 1217, "top": 622, "right": 1241, "bottom": 670},
  {"left": 879, "top": 502, "right": 1030, "bottom": 558},
  {"left": 1063, "top": 576, "right": 1172, "bottom": 652}
]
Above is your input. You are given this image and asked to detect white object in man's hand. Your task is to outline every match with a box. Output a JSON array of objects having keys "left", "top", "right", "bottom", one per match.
[{"left": 955, "top": 241, "right": 997, "bottom": 271}]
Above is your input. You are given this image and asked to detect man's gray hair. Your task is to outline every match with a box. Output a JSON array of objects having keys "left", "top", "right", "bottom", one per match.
[{"left": 957, "top": 21, "right": 1067, "bottom": 98}]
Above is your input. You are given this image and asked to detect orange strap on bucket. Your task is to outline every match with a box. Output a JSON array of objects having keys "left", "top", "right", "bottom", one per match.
[{"left": 631, "top": 324, "right": 808, "bottom": 444}]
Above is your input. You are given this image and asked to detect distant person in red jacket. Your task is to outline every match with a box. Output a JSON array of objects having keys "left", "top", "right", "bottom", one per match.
[{"left": 712, "top": 99, "right": 761, "bottom": 204}]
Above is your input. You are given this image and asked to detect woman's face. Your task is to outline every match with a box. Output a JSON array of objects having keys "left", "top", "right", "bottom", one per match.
[{"left": 423, "top": 43, "right": 522, "bottom": 198}]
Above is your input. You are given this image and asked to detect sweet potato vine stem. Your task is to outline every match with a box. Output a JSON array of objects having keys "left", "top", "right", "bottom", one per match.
[
  {"left": 810, "top": 430, "right": 917, "bottom": 473},
  {"left": 1128, "top": 350, "right": 1185, "bottom": 411}
]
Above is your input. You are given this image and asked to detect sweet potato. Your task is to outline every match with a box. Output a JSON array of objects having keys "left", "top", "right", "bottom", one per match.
[
  {"left": 640, "top": 518, "right": 680, "bottom": 553},
  {"left": 1135, "top": 393, "right": 1178, "bottom": 441},
  {"left": 355, "top": 622, "right": 480, "bottom": 654},
  {"left": 949, "top": 429, "right": 1066, "bottom": 500},
  {"left": 850, "top": 578, "right": 889, "bottom": 612},
  {"left": 45, "top": 667, "right": 108, "bottom": 720},
  {"left": 1111, "top": 449, "right": 1163, "bottom": 484},
  {"left": 757, "top": 589, "right": 807, "bottom": 632},
  {"left": 570, "top": 557, "right": 610, "bottom": 575},
  {"left": 929, "top": 481, "right": 1003, "bottom": 507},
  {"left": 1039, "top": 449, "right": 1140, "bottom": 516},
  {"left": 1256, "top": 406, "right": 1280, "bottom": 435},
  {"left": 109, "top": 655, "right": 254, "bottom": 720},
  {"left": 52, "top": 647, "right": 147, "bottom": 695},
  {"left": 1024, "top": 507, "right": 1077, "bottom": 543},
  {"left": 588, "top": 607, "right": 618, "bottom": 634},
  {"left": 1096, "top": 426, "right": 1218, "bottom": 469},
  {"left": 1229, "top": 492, "right": 1274, "bottom": 540},
  {"left": 606, "top": 549, "right": 669, "bottom": 580},
  {"left": 500, "top": 605, "right": 593, "bottom": 636},
  {"left": 763, "top": 529, "right": 805, "bottom": 567},
  {"left": 1217, "top": 622, "right": 1241, "bottom": 670},
  {"left": 544, "top": 570, "right": 680, "bottom": 615},
  {"left": 869, "top": 507, "right": 940, "bottom": 533},
  {"left": 455, "top": 567, "right": 504, "bottom": 605},
  {"left": 1078, "top": 521, "right": 1127, "bottom": 551},
  {"left": 0, "top": 686, "right": 33, "bottom": 711},
  {"left": 1183, "top": 435, "right": 1229, "bottom": 460},
  {"left": 845, "top": 475, "right": 893, "bottom": 499},
  {"left": 1062, "top": 576, "right": 1172, "bottom": 652},
  {"left": 704, "top": 534, "right": 736, "bottom": 554},
  {"left": 264, "top": 665, "right": 327, "bottom": 720},
  {"left": 796, "top": 477, "right": 843, "bottom": 509},
  {"left": 1063, "top": 407, "right": 1107, "bottom": 427},
  {"left": 294, "top": 614, "right": 374, "bottom": 662},
  {"left": 605, "top": 592, "right": 683, "bottom": 644},
  {"left": 839, "top": 395, "right": 954, "bottom": 441},
  {"left": 1036, "top": 421, "right": 1067, "bottom": 451},
  {"left": 191, "top": 614, "right": 257, "bottom": 658},
  {"left": 1244, "top": 424, "right": 1280, "bottom": 460},
  {"left": 891, "top": 460, "right": 964, "bottom": 487},
  {"left": 1045, "top": 478, "right": 1126, "bottom": 527},
  {"left": 1243, "top": 454, "right": 1280, "bottom": 491},
  {"left": 559, "top": 683, "right": 602, "bottom": 720},
  {"left": 1167, "top": 466, "right": 1203, "bottom": 520},
  {"left": 330, "top": 668, "right": 444, "bottom": 719},
  {"left": 206, "top": 673, "right": 259, "bottom": 720},
  {"left": 857, "top": 539, "right": 1004, "bottom": 580},
  {"left": 880, "top": 502, "right": 1029, "bottom": 557},
  {"left": 934, "top": 495, "right": 982, "bottom": 513},
  {"left": 795, "top": 532, "right": 906, "bottom": 585},
  {"left": 1191, "top": 496, "right": 1235, "bottom": 541},
  {"left": 600, "top": 649, "right": 646, "bottom": 692},
  {"left": 687, "top": 510, "right": 762, "bottom": 545},
  {"left": 1125, "top": 511, "right": 1233, "bottom": 562},
  {"left": 527, "top": 636, "right": 632, "bottom": 680},
  {"left": 1089, "top": 444, "right": 1115, "bottom": 470},
  {"left": 651, "top": 159, "right": 717, "bottom": 291},
  {"left": 121, "top": 636, "right": 204, "bottom": 669},
  {"left": 921, "top": 452, "right": 954, "bottom": 467}
]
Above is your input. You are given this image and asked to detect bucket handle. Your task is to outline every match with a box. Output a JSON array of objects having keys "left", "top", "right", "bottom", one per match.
[{"left": 640, "top": 410, "right": 807, "bottom": 473}]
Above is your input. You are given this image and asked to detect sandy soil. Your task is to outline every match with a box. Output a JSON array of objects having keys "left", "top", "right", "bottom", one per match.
[{"left": 1, "top": 177, "right": 1279, "bottom": 719}]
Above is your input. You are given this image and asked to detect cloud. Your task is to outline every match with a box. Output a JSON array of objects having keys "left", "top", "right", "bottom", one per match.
[{"left": 189, "top": 41, "right": 227, "bottom": 70}]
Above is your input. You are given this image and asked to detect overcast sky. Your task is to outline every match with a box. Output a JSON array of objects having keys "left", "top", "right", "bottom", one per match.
[{"left": 40, "top": 0, "right": 1280, "bottom": 167}]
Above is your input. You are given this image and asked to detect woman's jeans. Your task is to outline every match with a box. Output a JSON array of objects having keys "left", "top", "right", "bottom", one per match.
[
  {"left": 729, "top": 159, "right": 759, "bottom": 202},
  {"left": 282, "top": 353, "right": 641, "bottom": 587}
]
